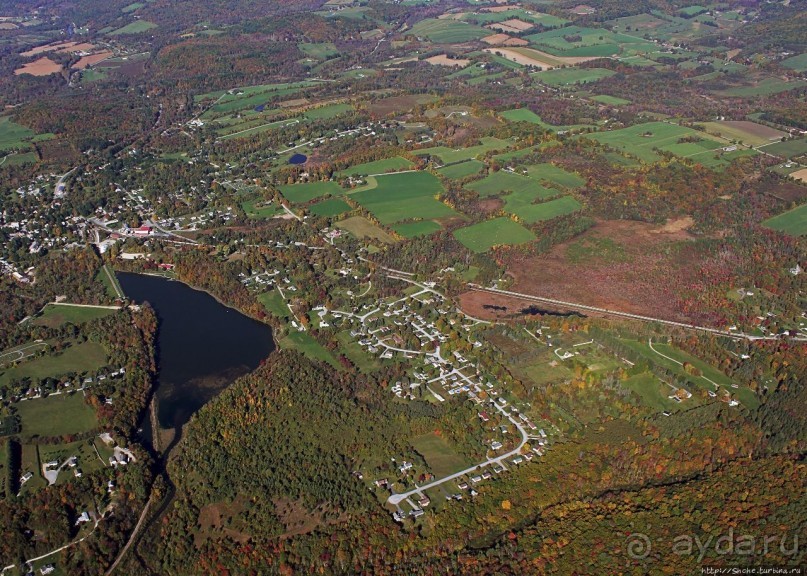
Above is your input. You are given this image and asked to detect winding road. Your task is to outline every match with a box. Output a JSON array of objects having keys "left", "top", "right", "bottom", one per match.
[{"left": 387, "top": 400, "right": 529, "bottom": 507}]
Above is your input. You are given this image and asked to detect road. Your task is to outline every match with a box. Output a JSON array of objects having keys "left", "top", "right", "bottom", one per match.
[
  {"left": 103, "top": 264, "right": 124, "bottom": 299},
  {"left": 468, "top": 284, "right": 805, "bottom": 342},
  {"left": 54, "top": 167, "right": 77, "bottom": 198},
  {"left": 648, "top": 338, "right": 720, "bottom": 389},
  {"left": 217, "top": 118, "right": 299, "bottom": 141},
  {"left": 105, "top": 498, "right": 152, "bottom": 575},
  {"left": 387, "top": 400, "right": 529, "bottom": 507},
  {"left": 50, "top": 302, "right": 123, "bottom": 310},
  {"left": 0, "top": 341, "right": 48, "bottom": 366}
]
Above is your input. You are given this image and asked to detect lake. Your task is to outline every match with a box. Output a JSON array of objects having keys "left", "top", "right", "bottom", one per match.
[
  {"left": 117, "top": 273, "right": 275, "bottom": 448},
  {"left": 288, "top": 153, "right": 307, "bottom": 165}
]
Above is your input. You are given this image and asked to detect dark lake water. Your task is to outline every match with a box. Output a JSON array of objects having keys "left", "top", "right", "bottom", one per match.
[
  {"left": 117, "top": 273, "right": 275, "bottom": 438},
  {"left": 288, "top": 153, "right": 307, "bottom": 165}
]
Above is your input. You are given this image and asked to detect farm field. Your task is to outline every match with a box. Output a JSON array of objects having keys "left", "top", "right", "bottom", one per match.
[
  {"left": 483, "top": 47, "right": 571, "bottom": 68},
  {"left": 195, "top": 81, "right": 318, "bottom": 103},
  {"left": 525, "top": 163, "right": 585, "bottom": 189},
  {"left": 586, "top": 121, "right": 723, "bottom": 162},
  {"left": 279, "top": 181, "right": 342, "bottom": 204},
  {"left": 534, "top": 67, "right": 615, "bottom": 86},
  {"left": 108, "top": 20, "right": 157, "bottom": 35},
  {"left": 337, "top": 216, "right": 397, "bottom": 243},
  {"left": 467, "top": 170, "right": 557, "bottom": 199},
  {"left": 781, "top": 53, "right": 807, "bottom": 72},
  {"left": 1, "top": 151, "right": 39, "bottom": 166},
  {"left": 525, "top": 26, "right": 642, "bottom": 57},
  {"left": 453, "top": 217, "right": 536, "bottom": 253},
  {"left": 350, "top": 172, "right": 456, "bottom": 225},
  {"left": 762, "top": 204, "right": 807, "bottom": 236},
  {"left": 217, "top": 118, "right": 299, "bottom": 139},
  {"left": 0, "top": 341, "right": 107, "bottom": 388},
  {"left": 500, "top": 108, "right": 592, "bottom": 132},
  {"left": 697, "top": 121, "right": 786, "bottom": 147},
  {"left": 16, "top": 393, "right": 98, "bottom": 438},
  {"left": 411, "top": 432, "right": 471, "bottom": 478},
  {"left": 392, "top": 220, "right": 442, "bottom": 238},
  {"left": 759, "top": 138, "right": 807, "bottom": 159},
  {"left": 303, "top": 102, "right": 353, "bottom": 120},
  {"left": 0, "top": 117, "right": 36, "bottom": 153},
  {"left": 415, "top": 137, "right": 511, "bottom": 164},
  {"left": 715, "top": 78, "right": 807, "bottom": 98},
  {"left": 407, "top": 18, "right": 488, "bottom": 43},
  {"left": 591, "top": 94, "right": 631, "bottom": 106},
  {"left": 32, "top": 305, "right": 116, "bottom": 328},
  {"left": 504, "top": 194, "right": 581, "bottom": 223},
  {"left": 437, "top": 159, "right": 485, "bottom": 179},
  {"left": 500, "top": 108, "right": 543, "bottom": 124},
  {"left": 299, "top": 42, "right": 339, "bottom": 60},
  {"left": 308, "top": 198, "right": 352, "bottom": 217},
  {"left": 337, "top": 156, "right": 413, "bottom": 176}
]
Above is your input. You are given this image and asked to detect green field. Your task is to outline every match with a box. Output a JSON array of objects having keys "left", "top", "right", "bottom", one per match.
[
  {"left": 781, "top": 53, "right": 807, "bottom": 72},
  {"left": 467, "top": 170, "right": 557, "bottom": 199},
  {"left": 437, "top": 159, "right": 485, "bottom": 179},
  {"left": 586, "top": 121, "right": 722, "bottom": 162},
  {"left": 525, "top": 163, "right": 585, "bottom": 189},
  {"left": 32, "top": 305, "right": 115, "bottom": 328},
  {"left": 242, "top": 198, "right": 283, "bottom": 219},
  {"left": 716, "top": 78, "right": 807, "bottom": 98},
  {"left": 591, "top": 94, "right": 631, "bottom": 106},
  {"left": 108, "top": 20, "right": 157, "bottom": 35},
  {"left": 299, "top": 42, "right": 339, "bottom": 60},
  {"left": 1, "top": 151, "right": 39, "bottom": 167},
  {"left": 500, "top": 108, "right": 543, "bottom": 124},
  {"left": 122, "top": 2, "right": 145, "bottom": 12},
  {"left": 408, "top": 18, "right": 488, "bottom": 43},
  {"left": 280, "top": 331, "right": 338, "bottom": 368},
  {"left": 0, "top": 116, "right": 36, "bottom": 153},
  {"left": 760, "top": 138, "right": 807, "bottom": 159},
  {"left": 196, "top": 81, "right": 317, "bottom": 103},
  {"left": 453, "top": 217, "right": 536, "bottom": 253},
  {"left": 350, "top": 172, "right": 456, "bottom": 225},
  {"left": 525, "top": 26, "right": 641, "bottom": 57},
  {"left": 337, "top": 216, "right": 397, "bottom": 244},
  {"left": 392, "top": 220, "right": 443, "bottom": 238},
  {"left": 622, "top": 373, "right": 681, "bottom": 412},
  {"left": 504, "top": 194, "right": 581, "bottom": 223},
  {"left": 309, "top": 198, "right": 352, "bottom": 217},
  {"left": 336, "top": 331, "right": 381, "bottom": 372},
  {"left": 337, "top": 156, "right": 413, "bottom": 176},
  {"left": 0, "top": 342, "right": 107, "bottom": 388},
  {"left": 416, "top": 137, "right": 511, "bottom": 164},
  {"left": 217, "top": 118, "right": 300, "bottom": 139},
  {"left": 534, "top": 67, "right": 615, "bottom": 86},
  {"left": 279, "top": 181, "right": 342, "bottom": 204},
  {"left": 258, "top": 290, "right": 290, "bottom": 320},
  {"left": 618, "top": 338, "right": 757, "bottom": 408},
  {"left": 763, "top": 204, "right": 807, "bottom": 236},
  {"left": 20, "top": 443, "right": 45, "bottom": 491},
  {"left": 411, "top": 432, "right": 471, "bottom": 478},
  {"left": 499, "top": 108, "right": 591, "bottom": 132},
  {"left": 16, "top": 393, "right": 98, "bottom": 438},
  {"left": 303, "top": 102, "right": 353, "bottom": 120}
]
